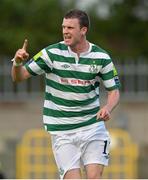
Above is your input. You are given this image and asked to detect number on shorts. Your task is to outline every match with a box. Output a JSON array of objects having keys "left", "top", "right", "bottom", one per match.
[{"left": 103, "top": 140, "right": 108, "bottom": 154}]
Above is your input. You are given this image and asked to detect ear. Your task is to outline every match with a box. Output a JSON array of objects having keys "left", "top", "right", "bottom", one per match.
[{"left": 81, "top": 27, "right": 88, "bottom": 35}]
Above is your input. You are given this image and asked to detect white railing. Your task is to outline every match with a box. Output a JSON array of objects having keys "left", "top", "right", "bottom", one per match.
[{"left": 116, "top": 58, "right": 148, "bottom": 101}]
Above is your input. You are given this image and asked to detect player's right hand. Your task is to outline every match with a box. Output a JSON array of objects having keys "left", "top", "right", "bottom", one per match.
[{"left": 14, "top": 39, "right": 29, "bottom": 63}]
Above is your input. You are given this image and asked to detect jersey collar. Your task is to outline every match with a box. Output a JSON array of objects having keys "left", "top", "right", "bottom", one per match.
[{"left": 68, "top": 42, "right": 92, "bottom": 57}]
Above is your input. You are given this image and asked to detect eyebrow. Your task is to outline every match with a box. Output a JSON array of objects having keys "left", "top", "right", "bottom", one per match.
[{"left": 62, "top": 24, "right": 74, "bottom": 28}]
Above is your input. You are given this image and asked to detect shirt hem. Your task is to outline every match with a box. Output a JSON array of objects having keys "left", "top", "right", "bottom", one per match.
[{"left": 47, "top": 121, "right": 104, "bottom": 135}]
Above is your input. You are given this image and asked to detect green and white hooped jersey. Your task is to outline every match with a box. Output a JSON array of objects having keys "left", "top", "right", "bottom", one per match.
[{"left": 25, "top": 41, "right": 120, "bottom": 133}]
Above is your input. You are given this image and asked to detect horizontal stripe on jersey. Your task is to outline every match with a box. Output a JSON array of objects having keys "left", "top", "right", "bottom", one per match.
[
  {"left": 44, "top": 117, "right": 102, "bottom": 131},
  {"left": 43, "top": 113, "right": 98, "bottom": 125},
  {"left": 47, "top": 51, "right": 111, "bottom": 65},
  {"left": 45, "top": 92, "right": 98, "bottom": 107},
  {"left": 52, "top": 68, "right": 96, "bottom": 80},
  {"left": 45, "top": 86, "right": 96, "bottom": 101},
  {"left": 43, "top": 106, "right": 99, "bottom": 118},
  {"left": 44, "top": 98, "right": 99, "bottom": 111}
]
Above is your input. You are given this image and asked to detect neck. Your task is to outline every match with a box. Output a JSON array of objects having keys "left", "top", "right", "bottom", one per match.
[{"left": 70, "top": 39, "right": 89, "bottom": 55}]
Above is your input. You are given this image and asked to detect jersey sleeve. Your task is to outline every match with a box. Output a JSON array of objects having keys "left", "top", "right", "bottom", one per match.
[
  {"left": 25, "top": 48, "right": 53, "bottom": 76},
  {"left": 99, "top": 58, "right": 121, "bottom": 91}
]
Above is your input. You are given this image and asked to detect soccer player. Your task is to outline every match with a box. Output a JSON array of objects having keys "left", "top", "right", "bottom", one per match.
[{"left": 11, "top": 9, "right": 120, "bottom": 179}]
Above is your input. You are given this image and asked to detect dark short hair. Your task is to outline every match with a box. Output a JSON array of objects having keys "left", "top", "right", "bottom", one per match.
[{"left": 64, "top": 9, "right": 90, "bottom": 31}]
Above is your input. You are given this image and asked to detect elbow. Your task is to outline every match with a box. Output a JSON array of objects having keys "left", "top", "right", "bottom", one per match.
[
  {"left": 116, "top": 89, "right": 120, "bottom": 106},
  {"left": 116, "top": 88, "right": 120, "bottom": 97},
  {"left": 115, "top": 89, "right": 120, "bottom": 102},
  {"left": 109, "top": 89, "right": 120, "bottom": 103}
]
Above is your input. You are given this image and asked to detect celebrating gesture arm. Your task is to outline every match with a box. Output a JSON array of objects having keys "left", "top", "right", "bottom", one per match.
[{"left": 11, "top": 39, "right": 31, "bottom": 82}]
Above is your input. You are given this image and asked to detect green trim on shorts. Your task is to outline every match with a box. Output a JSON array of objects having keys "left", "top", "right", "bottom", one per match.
[{"left": 44, "top": 117, "right": 103, "bottom": 131}]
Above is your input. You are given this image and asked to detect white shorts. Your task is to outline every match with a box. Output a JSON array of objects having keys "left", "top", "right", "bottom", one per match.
[{"left": 50, "top": 122, "right": 111, "bottom": 179}]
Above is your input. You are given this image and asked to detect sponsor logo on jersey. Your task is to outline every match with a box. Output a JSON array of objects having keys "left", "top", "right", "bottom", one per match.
[
  {"left": 60, "top": 78, "right": 95, "bottom": 85},
  {"left": 61, "top": 64, "right": 71, "bottom": 69}
]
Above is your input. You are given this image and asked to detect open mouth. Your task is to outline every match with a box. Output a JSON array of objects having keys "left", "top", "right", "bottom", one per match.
[{"left": 64, "top": 35, "right": 72, "bottom": 40}]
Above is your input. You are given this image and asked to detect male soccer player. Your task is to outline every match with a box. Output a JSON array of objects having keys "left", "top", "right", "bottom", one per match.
[{"left": 11, "top": 9, "right": 120, "bottom": 179}]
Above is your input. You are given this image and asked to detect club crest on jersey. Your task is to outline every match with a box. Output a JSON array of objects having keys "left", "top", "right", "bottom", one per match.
[{"left": 89, "top": 64, "right": 98, "bottom": 73}]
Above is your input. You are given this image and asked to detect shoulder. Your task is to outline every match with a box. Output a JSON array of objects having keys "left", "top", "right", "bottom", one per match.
[
  {"left": 90, "top": 43, "right": 111, "bottom": 60},
  {"left": 91, "top": 43, "right": 109, "bottom": 54}
]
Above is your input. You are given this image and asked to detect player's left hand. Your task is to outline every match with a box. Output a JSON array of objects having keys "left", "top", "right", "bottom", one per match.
[{"left": 97, "top": 106, "right": 111, "bottom": 121}]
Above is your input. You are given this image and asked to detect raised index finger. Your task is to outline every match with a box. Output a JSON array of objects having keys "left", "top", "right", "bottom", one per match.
[{"left": 22, "top": 39, "right": 28, "bottom": 51}]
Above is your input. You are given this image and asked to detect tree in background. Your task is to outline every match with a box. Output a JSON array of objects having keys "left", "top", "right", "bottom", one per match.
[
  {"left": 0, "top": 0, "right": 147, "bottom": 59},
  {"left": 0, "top": 0, "right": 63, "bottom": 57}
]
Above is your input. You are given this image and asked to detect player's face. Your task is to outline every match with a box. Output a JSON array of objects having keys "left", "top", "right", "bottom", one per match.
[{"left": 62, "top": 18, "right": 87, "bottom": 47}]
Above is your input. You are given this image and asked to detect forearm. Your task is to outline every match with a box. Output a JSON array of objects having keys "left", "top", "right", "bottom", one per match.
[
  {"left": 11, "top": 64, "right": 26, "bottom": 82},
  {"left": 105, "top": 89, "right": 120, "bottom": 113}
]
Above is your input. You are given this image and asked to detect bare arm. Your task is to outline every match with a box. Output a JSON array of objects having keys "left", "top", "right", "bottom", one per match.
[
  {"left": 11, "top": 39, "right": 31, "bottom": 82},
  {"left": 97, "top": 89, "right": 120, "bottom": 121},
  {"left": 11, "top": 65, "right": 31, "bottom": 82}
]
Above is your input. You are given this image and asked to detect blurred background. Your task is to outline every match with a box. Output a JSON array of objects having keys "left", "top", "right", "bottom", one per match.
[{"left": 0, "top": 0, "right": 148, "bottom": 179}]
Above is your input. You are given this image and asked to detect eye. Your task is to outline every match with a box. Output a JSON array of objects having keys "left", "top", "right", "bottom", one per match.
[{"left": 62, "top": 25, "right": 74, "bottom": 31}]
